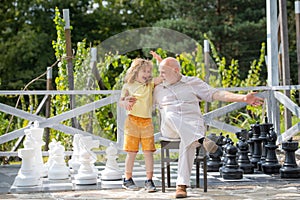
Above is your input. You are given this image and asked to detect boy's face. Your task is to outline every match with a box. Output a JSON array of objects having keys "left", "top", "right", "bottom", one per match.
[{"left": 136, "top": 65, "right": 152, "bottom": 84}]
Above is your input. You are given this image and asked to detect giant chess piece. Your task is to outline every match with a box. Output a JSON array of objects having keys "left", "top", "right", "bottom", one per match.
[
  {"left": 68, "top": 134, "right": 82, "bottom": 173},
  {"left": 14, "top": 148, "right": 39, "bottom": 186},
  {"left": 262, "top": 128, "right": 281, "bottom": 174},
  {"left": 44, "top": 139, "right": 56, "bottom": 173},
  {"left": 219, "top": 135, "right": 232, "bottom": 175},
  {"left": 207, "top": 133, "right": 223, "bottom": 172},
  {"left": 74, "top": 136, "right": 99, "bottom": 185},
  {"left": 27, "top": 121, "right": 47, "bottom": 177},
  {"left": 48, "top": 140, "right": 70, "bottom": 180},
  {"left": 101, "top": 143, "right": 122, "bottom": 180},
  {"left": 280, "top": 138, "right": 300, "bottom": 178},
  {"left": 221, "top": 141, "right": 243, "bottom": 179},
  {"left": 237, "top": 137, "right": 254, "bottom": 174},
  {"left": 257, "top": 117, "right": 273, "bottom": 171},
  {"left": 247, "top": 129, "right": 254, "bottom": 160},
  {"left": 250, "top": 122, "right": 262, "bottom": 169}
]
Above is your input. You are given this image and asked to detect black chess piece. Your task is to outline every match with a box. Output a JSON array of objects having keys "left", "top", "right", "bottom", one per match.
[
  {"left": 250, "top": 122, "right": 262, "bottom": 169},
  {"left": 219, "top": 135, "right": 232, "bottom": 175},
  {"left": 207, "top": 133, "right": 223, "bottom": 172},
  {"left": 280, "top": 137, "right": 300, "bottom": 178},
  {"left": 247, "top": 129, "right": 254, "bottom": 160},
  {"left": 237, "top": 137, "right": 254, "bottom": 174},
  {"left": 258, "top": 117, "right": 273, "bottom": 171},
  {"left": 221, "top": 141, "right": 243, "bottom": 180},
  {"left": 261, "top": 128, "right": 281, "bottom": 174}
]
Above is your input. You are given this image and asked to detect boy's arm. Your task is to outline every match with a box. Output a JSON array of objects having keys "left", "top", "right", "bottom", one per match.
[
  {"left": 150, "top": 51, "right": 163, "bottom": 63},
  {"left": 150, "top": 51, "right": 163, "bottom": 86}
]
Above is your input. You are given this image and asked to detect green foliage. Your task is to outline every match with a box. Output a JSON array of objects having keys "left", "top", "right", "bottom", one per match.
[{"left": 203, "top": 33, "right": 266, "bottom": 130}]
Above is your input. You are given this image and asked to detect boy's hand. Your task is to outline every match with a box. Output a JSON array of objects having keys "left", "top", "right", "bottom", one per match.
[{"left": 150, "top": 51, "right": 162, "bottom": 63}]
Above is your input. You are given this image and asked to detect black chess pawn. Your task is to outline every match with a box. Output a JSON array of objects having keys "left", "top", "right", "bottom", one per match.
[
  {"left": 258, "top": 117, "right": 273, "bottom": 171},
  {"left": 262, "top": 128, "right": 281, "bottom": 174},
  {"left": 250, "top": 122, "right": 262, "bottom": 169},
  {"left": 216, "top": 132, "right": 226, "bottom": 147},
  {"left": 247, "top": 129, "right": 254, "bottom": 160},
  {"left": 236, "top": 129, "right": 249, "bottom": 141},
  {"left": 207, "top": 133, "right": 223, "bottom": 172},
  {"left": 221, "top": 141, "right": 243, "bottom": 180},
  {"left": 219, "top": 135, "right": 232, "bottom": 175},
  {"left": 237, "top": 137, "right": 254, "bottom": 174},
  {"left": 280, "top": 138, "right": 300, "bottom": 178}
]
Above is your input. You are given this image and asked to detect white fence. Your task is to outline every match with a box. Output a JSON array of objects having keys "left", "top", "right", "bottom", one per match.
[{"left": 0, "top": 85, "right": 300, "bottom": 158}]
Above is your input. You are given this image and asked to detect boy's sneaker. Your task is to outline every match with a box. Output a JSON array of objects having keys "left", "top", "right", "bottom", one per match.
[
  {"left": 144, "top": 179, "right": 157, "bottom": 192},
  {"left": 122, "top": 178, "right": 139, "bottom": 191}
]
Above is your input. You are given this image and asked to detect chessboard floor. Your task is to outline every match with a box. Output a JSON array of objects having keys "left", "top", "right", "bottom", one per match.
[{"left": 6, "top": 161, "right": 299, "bottom": 194}]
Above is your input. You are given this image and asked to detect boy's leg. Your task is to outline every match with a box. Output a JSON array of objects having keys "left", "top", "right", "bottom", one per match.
[
  {"left": 144, "top": 151, "right": 154, "bottom": 180},
  {"left": 125, "top": 151, "right": 137, "bottom": 179}
]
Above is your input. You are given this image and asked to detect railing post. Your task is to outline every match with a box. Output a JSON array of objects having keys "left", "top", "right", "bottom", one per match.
[
  {"left": 295, "top": 1, "right": 300, "bottom": 104},
  {"left": 63, "top": 9, "right": 77, "bottom": 129},
  {"left": 44, "top": 67, "right": 52, "bottom": 151},
  {"left": 204, "top": 40, "right": 210, "bottom": 115},
  {"left": 267, "top": 90, "right": 281, "bottom": 136},
  {"left": 116, "top": 97, "right": 126, "bottom": 150}
]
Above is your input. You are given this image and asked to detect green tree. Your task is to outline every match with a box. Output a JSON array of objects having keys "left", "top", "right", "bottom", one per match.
[{"left": 155, "top": 0, "right": 266, "bottom": 79}]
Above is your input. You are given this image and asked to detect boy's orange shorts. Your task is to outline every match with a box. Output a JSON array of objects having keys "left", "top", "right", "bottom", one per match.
[{"left": 123, "top": 114, "right": 156, "bottom": 152}]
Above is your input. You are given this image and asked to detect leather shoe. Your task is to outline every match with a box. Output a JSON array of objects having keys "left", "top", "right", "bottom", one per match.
[{"left": 175, "top": 185, "right": 187, "bottom": 198}]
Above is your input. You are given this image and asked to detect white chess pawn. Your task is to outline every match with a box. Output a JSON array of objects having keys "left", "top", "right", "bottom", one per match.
[
  {"left": 45, "top": 139, "right": 58, "bottom": 172},
  {"left": 48, "top": 141, "right": 70, "bottom": 180},
  {"left": 14, "top": 148, "right": 39, "bottom": 187},
  {"left": 101, "top": 143, "right": 122, "bottom": 180},
  {"left": 68, "top": 134, "right": 82, "bottom": 173}
]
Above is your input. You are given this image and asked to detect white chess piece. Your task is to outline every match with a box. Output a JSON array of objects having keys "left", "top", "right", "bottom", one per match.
[
  {"left": 48, "top": 140, "right": 70, "bottom": 180},
  {"left": 101, "top": 143, "right": 122, "bottom": 180},
  {"left": 44, "top": 139, "right": 57, "bottom": 172},
  {"left": 74, "top": 136, "right": 99, "bottom": 185},
  {"left": 14, "top": 148, "right": 39, "bottom": 186},
  {"left": 28, "top": 121, "right": 47, "bottom": 177},
  {"left": 68, "top": 134, "right": 82, "bottom": 173}
]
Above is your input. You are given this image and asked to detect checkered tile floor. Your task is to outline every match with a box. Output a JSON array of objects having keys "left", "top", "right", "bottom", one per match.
[{"left": 9, "top": 161, "right": 286, "bottom": 193}]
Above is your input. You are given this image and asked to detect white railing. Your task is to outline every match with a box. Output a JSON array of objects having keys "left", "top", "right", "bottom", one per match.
[{"left": 0, "top": 85, "right": 300, "bottom": 158}]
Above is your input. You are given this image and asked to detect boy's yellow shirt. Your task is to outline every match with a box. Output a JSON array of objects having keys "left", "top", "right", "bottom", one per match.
[{"left": 121, "top": 81, "right": 154, "bottom": 118}]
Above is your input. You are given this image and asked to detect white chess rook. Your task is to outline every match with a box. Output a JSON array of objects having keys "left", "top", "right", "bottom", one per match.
[{"left": 14, "top": 148, "right": 39, "bottom": 187}]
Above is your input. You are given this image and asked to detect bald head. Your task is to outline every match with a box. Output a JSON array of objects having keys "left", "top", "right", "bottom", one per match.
[
  {"left": 159, "top": 57, "right": 182, "bottom": 85},
  {"left": 160, "top": 57, "right": 181, "bottom": 71}
]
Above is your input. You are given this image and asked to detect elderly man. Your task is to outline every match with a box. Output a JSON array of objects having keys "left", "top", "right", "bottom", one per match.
[{"left": 152, "top": 55, "right": 263, "bottom": 198}]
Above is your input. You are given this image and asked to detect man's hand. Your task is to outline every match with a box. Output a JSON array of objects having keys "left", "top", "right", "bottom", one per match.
[
  {"left": 244, "top": 92, "right": 264, "bottom": 106},
  {"left": 124, "top": 96, "right": 137, "bottom": 110}
]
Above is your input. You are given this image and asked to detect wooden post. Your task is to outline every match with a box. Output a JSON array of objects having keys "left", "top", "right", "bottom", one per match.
[
  {"left": 295, "top": 1, "right": 300, "bottom": 104},
  {"left": 63, "top": 9, "right": 77, "bottom": 128},
  {"left": 44, "top": 67, "right": 52, "bottom": 151},
  {"left": 279, "top": 0, "right": 292, "bottom": 130}
]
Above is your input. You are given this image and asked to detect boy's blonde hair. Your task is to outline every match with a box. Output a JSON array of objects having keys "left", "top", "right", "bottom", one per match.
[{"left": 124, "top": 58, "right": 153, "bottom": 83}]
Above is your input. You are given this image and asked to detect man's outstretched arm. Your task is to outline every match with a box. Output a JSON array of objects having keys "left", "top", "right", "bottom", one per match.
[{"left": 212, "top": 91, "right": 264, "bottom": 107}]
